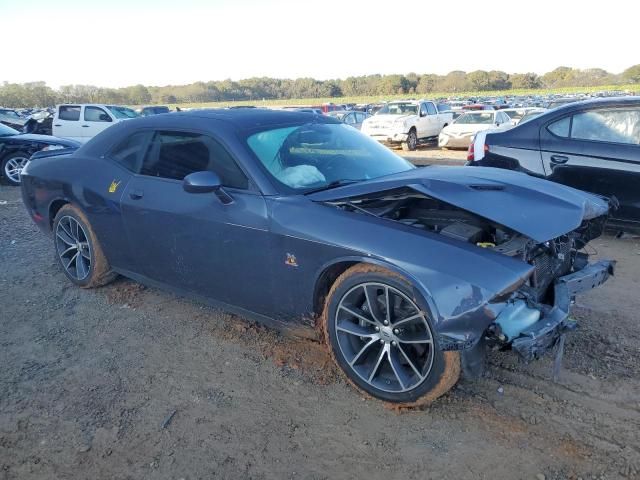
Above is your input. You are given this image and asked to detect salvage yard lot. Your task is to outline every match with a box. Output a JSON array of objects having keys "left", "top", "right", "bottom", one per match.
[{"left": 1, "top": 159, "right": 639, "bottom": 479}]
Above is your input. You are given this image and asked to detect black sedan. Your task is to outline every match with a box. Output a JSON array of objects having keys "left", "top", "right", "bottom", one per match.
[
  {"left": 468, "top": 97, "right": 640, "bottom": 232},
  {"left": 20, "top": 109, "right": 614, "bottom": 405},
  {"left": 1, "top": 123, "right": 80, "bottom": 186}
]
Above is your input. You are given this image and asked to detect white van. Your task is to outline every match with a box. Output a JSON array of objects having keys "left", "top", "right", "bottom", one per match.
[{"left": 52, "top": 104, "right": 139, "bottom": 143}]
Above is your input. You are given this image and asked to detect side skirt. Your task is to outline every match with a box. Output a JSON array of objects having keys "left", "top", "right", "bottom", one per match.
[{"left": 112, "top": 267, "right": 319, "bottom": 341}]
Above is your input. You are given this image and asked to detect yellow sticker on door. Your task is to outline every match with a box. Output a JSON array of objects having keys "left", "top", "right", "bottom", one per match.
[{"left": 108, "top": 180, "right": 121, "bottom": 193}]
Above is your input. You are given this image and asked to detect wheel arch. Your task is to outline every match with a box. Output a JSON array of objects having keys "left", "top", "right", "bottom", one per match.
[
  {"left": 312, "top": 256, "right": 441, "bottom": 323},
  {"left": 48, "top": 198, "right": 72, "bottom": 230}
]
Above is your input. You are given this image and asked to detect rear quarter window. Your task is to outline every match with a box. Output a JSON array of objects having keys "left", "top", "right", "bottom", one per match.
[{"left": 547, "top": 117, "right": 570, "bottom": 137}]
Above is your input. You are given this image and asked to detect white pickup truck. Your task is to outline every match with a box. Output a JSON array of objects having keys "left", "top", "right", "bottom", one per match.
[
  {"left": 52, "top": 104, "right": 139, "bottom": 143},
  {"left": 360, "top": 100, "right": 454, "bottom": 151}
]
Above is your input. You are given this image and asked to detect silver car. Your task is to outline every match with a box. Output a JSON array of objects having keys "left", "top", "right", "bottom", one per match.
[{"left": 326, "top": 110, "right": 370, "bottom": 130}]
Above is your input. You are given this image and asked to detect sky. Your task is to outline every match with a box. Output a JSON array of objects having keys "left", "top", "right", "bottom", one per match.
[{"left": 2, "top": 0, "right": 639, "bottom": 88}]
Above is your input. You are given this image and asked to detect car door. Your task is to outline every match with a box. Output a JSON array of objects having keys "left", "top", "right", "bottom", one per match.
[
  {"left": 81, "top": 106, "right": 115, "bottom": 139},
  {"left": 417, "top": 103, "right": 430, "bottom": 138},
  {"left": 53, "top": 105, "right": 83, "bottom": 141},
  {"left": 425, "top": 102, "right": 440, "bottom": 137},
  {"left": 119, "top": 129, "right": 274, "bottom": 313},
  {"left": 496, "top": 112, "right": 510, "bottom": 130},
  {"left": 540, "top": 107, "right": 640, "bottom": 227}
]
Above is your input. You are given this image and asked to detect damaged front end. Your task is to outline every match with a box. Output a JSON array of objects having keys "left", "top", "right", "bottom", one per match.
[{"left": 320, "top": 182, "right": 615, "bottom": 374}]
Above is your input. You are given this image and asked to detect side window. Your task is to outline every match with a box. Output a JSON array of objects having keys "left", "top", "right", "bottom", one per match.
[
  {"left": 84, "top": 106, "right": 112, "bottom": 122},
  {"left": 344, "top": 113, "right": 356, "bottom": 125},
  {"left": 571, "top": 109, "right": 640, "bottom": 145},
  {"left": 141, "top": 131, "right": 249, "bottom": 189},
  {"left": 108, "top": 131, "right": 152, "bottom": 172},
  {"left": 547, "top": 117, "right": 571, "bottom": 138},
  {"left": 420, "top": 103, "right": 428, "bottom": 116},
  {"left": 59, "top": 106, "right": 81, "bottom": 121},
  {"left": 426, "top": 102, "right": 437, "bottom": 115},
  {"left": 354, "top": 112, "right": 364, "bottom": 123}
]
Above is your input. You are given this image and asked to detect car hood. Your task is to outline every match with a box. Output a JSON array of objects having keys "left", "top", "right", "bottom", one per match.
[
  {"left": 308, "top": 166, "right": 609, "bottom": 243},
  {"left": 442, "top": 123, "right": 494, "bottom": 135}
]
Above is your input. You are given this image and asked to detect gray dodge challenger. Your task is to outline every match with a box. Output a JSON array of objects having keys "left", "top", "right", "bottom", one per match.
[{"left": 20, "top": 109, "right": 614, "bottom": 405}]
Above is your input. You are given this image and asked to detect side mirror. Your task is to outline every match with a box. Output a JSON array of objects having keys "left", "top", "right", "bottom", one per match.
[
  {"left": 183, "top": 171, "right": 222, "bottom": 193},
  {"left": 99, "top": 113, "right": 112, "bottom": 122},
  {"left": 420, "top": 111, "right": 427, "bottom": 117}
]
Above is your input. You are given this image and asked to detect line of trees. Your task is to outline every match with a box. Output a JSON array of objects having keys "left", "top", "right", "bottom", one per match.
[{"left": 2, "top": 65, "right": 640, "bottom": 108}]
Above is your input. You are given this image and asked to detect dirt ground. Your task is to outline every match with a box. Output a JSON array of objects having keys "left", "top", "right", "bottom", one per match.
[{"left": 1, "top": 159, "right": 640, "bottom": 479}]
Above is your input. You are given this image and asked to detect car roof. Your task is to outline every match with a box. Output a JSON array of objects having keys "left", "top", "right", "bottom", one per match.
[
  {"left": 80, "top": 109, "right": 340, "bottom": 148},
  {"left": 170, "top": 108, "right": 339, "bottom": 129},
  {"left": 545, "top": 96, "right": 640, "bottom": 114}
]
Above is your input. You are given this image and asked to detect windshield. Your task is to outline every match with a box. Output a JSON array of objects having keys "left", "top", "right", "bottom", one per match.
[
  {"left": 375, "top": 103, "right": 418, "bottom": 116},
  {"left": 246, "top": 123, "right": 414, "bottom": 191},
  {"left": 0, "top": 110, "right": 20, "bottom": 118},
  {"left": 454, "top": 112, "right": 495, "bottom": 125},
  {"left": 107, "top": 106, "right": 140, "bottom": 119},
  {"left": 0, "top": 123, "right": 19, "bottom": 137}
]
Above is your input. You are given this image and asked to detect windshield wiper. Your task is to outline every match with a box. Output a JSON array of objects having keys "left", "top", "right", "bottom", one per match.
[{"left": 303, "top": 179, "right": 362, "bottom": 194}]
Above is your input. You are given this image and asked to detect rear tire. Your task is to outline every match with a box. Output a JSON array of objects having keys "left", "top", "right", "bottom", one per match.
[
  {"left": 321, "top": 264, "right": 460, "bottom": 406},
  {"left": 53, "top": 204, "right": 117, "bottom": 288},
  {"left": 401, "top": 129, "right": 418, "bottom": 151}
]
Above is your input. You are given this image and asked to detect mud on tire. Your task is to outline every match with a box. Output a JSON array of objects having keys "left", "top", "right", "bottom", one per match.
[{"left": 321, "top": 264, "right": 460, "bottom": 406}]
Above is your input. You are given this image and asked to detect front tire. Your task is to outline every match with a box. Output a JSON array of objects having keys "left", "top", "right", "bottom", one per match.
[
  {"left": 2, "top": 152, "right": 30, "bottom": 186},
  {"left": 401, "top": 129, "right": 418, "bottom": 151},
  {"left": 53, "top": 205, "right": 117, "bottom": 288},
  {"left": 322, "top": 264, "right": 460, "bottom": 406}
]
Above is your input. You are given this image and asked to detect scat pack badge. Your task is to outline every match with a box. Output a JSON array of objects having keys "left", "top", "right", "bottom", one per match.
[
  {"left": 108, "top": 180, "right": 121, "bottom": 193},
  {"left": 285, "top": 253, "right": 298, "bottom": 267}
]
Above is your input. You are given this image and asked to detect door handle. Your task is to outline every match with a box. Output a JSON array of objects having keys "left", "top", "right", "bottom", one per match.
[
  {"left": 550, "top": 155, "right": 569, "bottom": 164},
  {"left": 54, "top": 124, "right": 62, "bottom": 127},
  {"left": 81, "top": 125, "right": 90, "bottom": 128},
  {"left": 129, "top": 190, "right": 144, "bottom": 200}
]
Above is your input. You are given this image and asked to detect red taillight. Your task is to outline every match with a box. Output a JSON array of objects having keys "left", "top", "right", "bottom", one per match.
[
  {"left": 467, "top": 142, "right": 489, "bottom": 162},
  {"left": 467, "top": 142, "right": 475, "bottom": 161}
]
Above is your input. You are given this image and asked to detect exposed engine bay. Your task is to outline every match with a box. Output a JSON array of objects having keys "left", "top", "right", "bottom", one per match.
[{"left": 328, "top": 187, "right": 612, "bottom": 365}]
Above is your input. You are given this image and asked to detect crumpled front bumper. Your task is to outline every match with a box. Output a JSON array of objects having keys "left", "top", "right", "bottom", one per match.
[
  {"left": 364, "top": 130, "right": 409, "bottom": 144},
  {"left": 511, "top": 260, "right": 615, "bottom": 361}
]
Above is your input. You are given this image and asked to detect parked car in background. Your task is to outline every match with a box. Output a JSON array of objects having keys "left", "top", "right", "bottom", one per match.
[
  {"left": 468, "top": 97, "right": 640, "bottom": 232},
  {"left": 361, "top": 100, "right": 453, "bottom": 150},
  {"left": 20, "top": 109, "right": 614, "bottom": 406},
  {"left": 285, "top": 107, "right": 324, "bottom": 115},
  {"left": 326, "top": 110, "right": 370, "bottom": 130},
  {"left": 439, "top": 110, "right": 513, "bottom": 148},
  {"left": 53, "top": 104, "right": 139, "bottom": 143},
  {"left": 545, "top": 97, "right": 581, "bottom": 109},
  {"left": 501, "top": 107, "right": 542, "bottom": 126},
  {"left": 518, "top": 108, "right": 547, "bottom": 124},
  {"left": 23, "top": 109, "right": 55, "bottom": 135},
  {"left": 462, "top": 104, "right": 495, "bottom": 111},
  {"left": 0, "top": 123, "right": 79, "bottom": 186},
  {"left": 0, "top": 108, "right": 27, "bottom": 130},
  {"left": 138, "top": 105, "right": 170, "bottom": 116}
]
